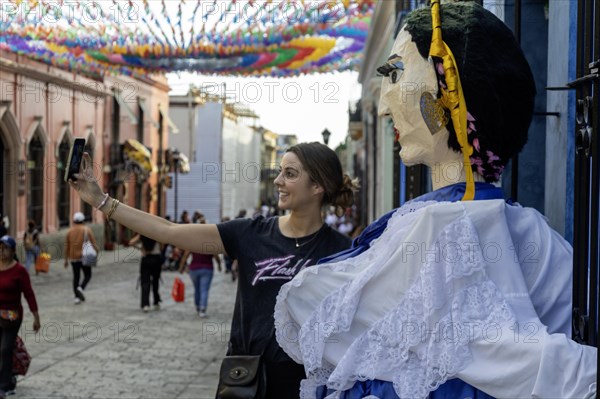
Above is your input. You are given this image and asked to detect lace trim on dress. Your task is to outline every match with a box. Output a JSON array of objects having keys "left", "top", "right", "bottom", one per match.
[{"left": 274, "top": 201, "right": 438, "bottom": 366}]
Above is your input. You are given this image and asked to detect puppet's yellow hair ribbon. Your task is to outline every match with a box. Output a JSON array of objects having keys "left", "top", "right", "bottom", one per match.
[{"left": 429, "top": 0, "right": 475, "bottom": 201}]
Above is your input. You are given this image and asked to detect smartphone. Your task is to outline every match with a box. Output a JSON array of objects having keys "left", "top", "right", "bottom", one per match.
[{"left": 64, "top": 138, "right": 86, "bottom": 182}]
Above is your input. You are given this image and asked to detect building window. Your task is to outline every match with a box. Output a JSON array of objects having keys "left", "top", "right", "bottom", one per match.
[
  {"left": 81, "top": 142, "right": 93, "bottom": 221},
  {"left": 111, "top": 95, "right": 121, "bottom": 166},
  {"left": 57, "top": 138, "right": 70, "bottom": 227},
  {"left": 28, "top": 135, "right": 44, "bottom": 227},
  {"left": 137, "top": 102, "right": 144, "bottom": 143},
  {"left": 112, "top": 95, "right": 120, "bottom": 144}
]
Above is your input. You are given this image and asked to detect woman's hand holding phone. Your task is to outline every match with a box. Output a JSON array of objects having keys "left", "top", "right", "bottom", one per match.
[
  {"left": 64, "top": 137, "right": 86, "bottom": 182},
  {"left": 68, "top": 153, "right": 106, "bottom": 209}
]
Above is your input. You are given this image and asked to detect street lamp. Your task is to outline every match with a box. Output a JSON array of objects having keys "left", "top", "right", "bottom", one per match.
[{"left": 321, "top": 128, "right": 331, "bottom": 146}]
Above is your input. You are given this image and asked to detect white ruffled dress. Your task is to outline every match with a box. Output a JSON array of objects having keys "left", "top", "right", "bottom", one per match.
[{"left": 274, "top": 199, "right": 597, "bottom": 398}]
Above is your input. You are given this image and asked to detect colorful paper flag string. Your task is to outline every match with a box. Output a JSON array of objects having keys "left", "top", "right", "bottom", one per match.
[{"left": 0, "top": 0, "right": 374, "bottom": 78}]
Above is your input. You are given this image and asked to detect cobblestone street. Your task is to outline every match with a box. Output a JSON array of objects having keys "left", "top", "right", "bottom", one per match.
[{"left": 14, "top": 248, "right": 237, "bottom": 399}]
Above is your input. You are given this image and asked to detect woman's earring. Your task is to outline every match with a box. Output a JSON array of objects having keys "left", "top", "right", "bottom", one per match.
[{"left": 420, "top": 92, "right": 449, "bottom": 134}]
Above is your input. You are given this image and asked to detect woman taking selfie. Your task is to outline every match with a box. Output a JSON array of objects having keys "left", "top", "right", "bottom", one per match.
[{"left": 69, "top": 142, "right": 358, "bottom": 398}]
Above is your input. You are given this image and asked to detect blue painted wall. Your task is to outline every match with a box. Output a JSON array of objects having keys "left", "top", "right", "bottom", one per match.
[{"left": 501, "top": 0, "right": 548, "bottom": 214}]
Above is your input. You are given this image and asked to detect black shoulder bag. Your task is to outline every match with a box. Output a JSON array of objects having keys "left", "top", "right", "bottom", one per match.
[
  {"left": 217, "top": 325, "right": 280, "bottom": 399},
  {"left": 216, "top": 352, "right": 267, "bottom": 399},
  {"left": 216, "top": 327, "right": 275, "bottom": 399}
]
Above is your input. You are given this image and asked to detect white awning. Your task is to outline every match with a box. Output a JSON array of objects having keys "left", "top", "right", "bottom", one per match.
[
  {"left": 114, "top": 91, "right": 138, "bottom": 125},
  {"left": 159, "top": 103, "right": 179, "bottom": 134},
  {"left": 138, "top": 98, "right": 159, "bottom": 129}
]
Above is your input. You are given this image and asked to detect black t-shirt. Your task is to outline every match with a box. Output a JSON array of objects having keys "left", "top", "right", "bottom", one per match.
[
  {"left": 217, "top": 216, "right": 351, "bottom": 363},
  {"left": 140, "top": 235, "right": 157, "bottom": 251}
]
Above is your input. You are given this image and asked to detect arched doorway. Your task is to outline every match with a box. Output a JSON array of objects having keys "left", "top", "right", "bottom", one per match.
[
  {"left": 27, "top": 134, "right": 44, "bottom": 227},
  {"left": 57, "top": 136, "right": 71, "bottom": 227},
  {"left": 0, "top": 106, "right": 22, "bottom": 236}
]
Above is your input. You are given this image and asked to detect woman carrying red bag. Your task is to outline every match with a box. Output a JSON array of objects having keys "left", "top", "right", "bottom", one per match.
[
  {"left": 0, "top": 235, "right": 40, "bottom": 398},
  {"left": 178, "top": 215, "right": 222, "bottom": 318}
]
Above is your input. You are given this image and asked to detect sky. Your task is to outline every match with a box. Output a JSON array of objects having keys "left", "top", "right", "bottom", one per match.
[{"left": 166, "top": 70, "right": 363, "bottom": 149}]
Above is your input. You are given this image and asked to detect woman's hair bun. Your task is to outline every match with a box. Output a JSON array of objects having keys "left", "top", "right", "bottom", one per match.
[{"left": 331, "top": 174, "right": 359, "bottom": 215}]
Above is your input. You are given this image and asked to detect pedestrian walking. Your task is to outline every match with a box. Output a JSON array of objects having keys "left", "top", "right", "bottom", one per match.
[
  {"left": 192, "top": 210, "right": 204, "bottom": 224},
  {"left": 0, "top": 235, "right": 40, "bottom": 398},
  {"left": 64, "top": 212, "right": 98, "bottom": 304},
  {"left": 160, "top": 216, "right": 179, "bottom": 271},
  {"left": 178, "top": 249, "right": 220, "bottom": 317},
  {"left": 179, "top": 210, "right": 190, "bottom": 224},
  {"left": 69, "top": 141, "right": 358, "bottom": 398},
  {"left": 129, "top": 234, "right": 163, "bottom": 312},
  {"left": 178, "top": 213, "right": 221, "bottom": 317},
  {"left": 23, "top": 220, "right": 40, "bottom": 274}
]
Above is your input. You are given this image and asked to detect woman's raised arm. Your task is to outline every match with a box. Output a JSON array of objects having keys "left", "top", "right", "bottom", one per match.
[{"left": 70, "top": 153, "right": 225, "bottom": 255}]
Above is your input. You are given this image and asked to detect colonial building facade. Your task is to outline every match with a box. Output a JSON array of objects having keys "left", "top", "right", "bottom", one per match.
[{"left": 0, "top": 51, "right": 170, "bottom": 253}]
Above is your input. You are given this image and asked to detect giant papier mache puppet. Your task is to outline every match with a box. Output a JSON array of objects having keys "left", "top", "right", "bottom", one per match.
[{"left": 274, "top": 1, "right": 598, "bottom": 398}]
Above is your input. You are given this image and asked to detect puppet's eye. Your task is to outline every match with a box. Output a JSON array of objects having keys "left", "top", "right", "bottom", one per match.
[{"left": 377, "top": 61, "right": 404, "bottom": 84}]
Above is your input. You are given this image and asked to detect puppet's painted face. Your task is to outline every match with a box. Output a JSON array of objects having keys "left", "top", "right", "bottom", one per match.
[{"left": 378, "top": 28, "right": 450, "bottom": 166}]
